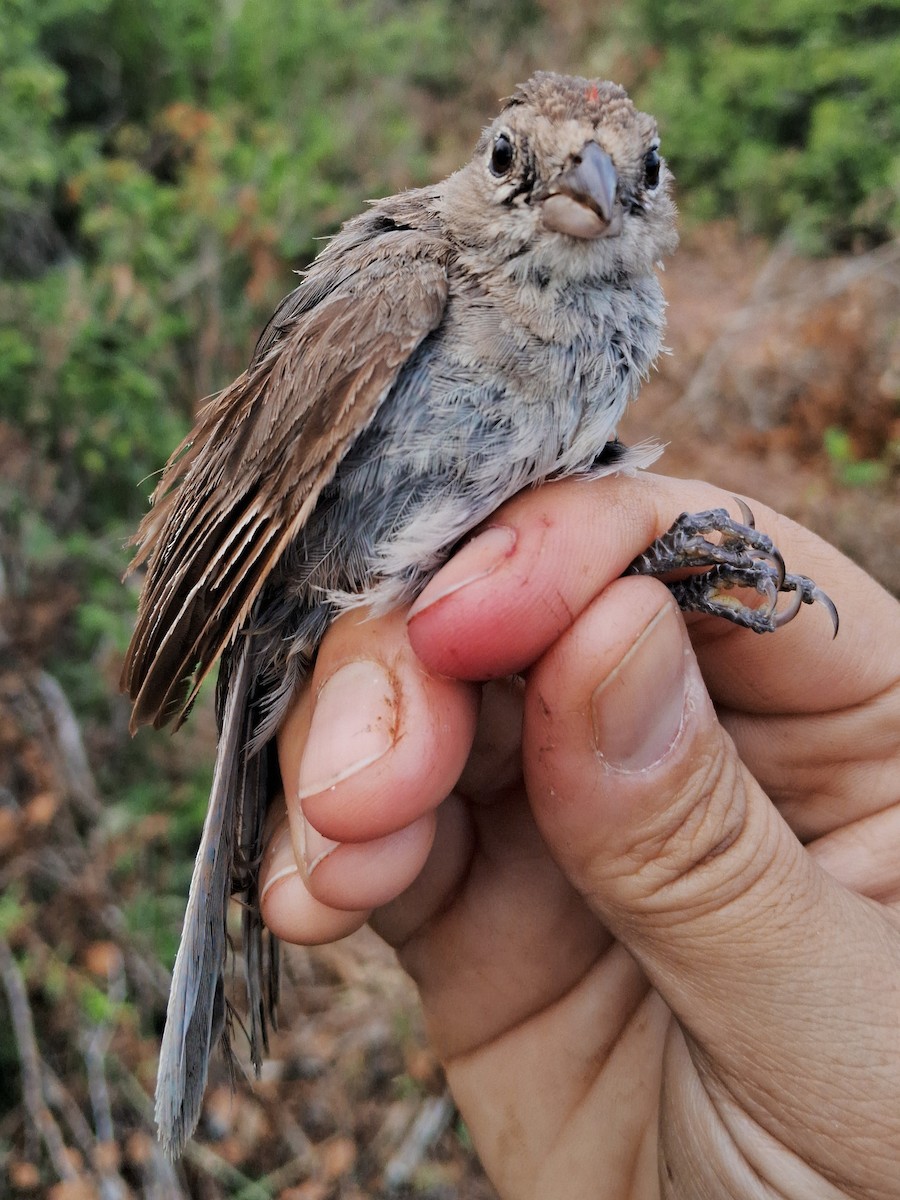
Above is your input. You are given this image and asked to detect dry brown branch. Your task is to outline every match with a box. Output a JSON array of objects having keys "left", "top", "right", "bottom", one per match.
[
  {"left": 273, "top": 1107, "right": 317, "bottom": 1176},
  {"left": 0, "top": 932, "right": 78, "bottom": 1182},
  {"left": 41, "top": 1062, "right": 97, "bottom": 1161},
  {"left": 81, "top": 951, "right": 128, "bottom": 1200},
  {"left": 112, "top": 1059, "right": 269, "bottom": 1195},
  {"left": 232, "top": 1155, "right": 314, "bottom": 1200},
  {"left": 141, "top": 1139, "right": 188, "bottom": 1200},
  {"left": 33, "top": 671, "right": 102, "bottom": 821},
  {"left": 6, "top": 831, "right": 170, "bottom": 1011}
]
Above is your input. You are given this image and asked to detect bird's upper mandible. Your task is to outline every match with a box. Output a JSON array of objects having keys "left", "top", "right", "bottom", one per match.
[{"left": 540, "top": 141, "right": 623, "bottom": 239}]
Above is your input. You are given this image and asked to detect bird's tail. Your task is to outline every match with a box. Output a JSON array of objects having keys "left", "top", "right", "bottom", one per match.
[{"left": 154, "top": 639, "right": 278, "bottom": 1158}]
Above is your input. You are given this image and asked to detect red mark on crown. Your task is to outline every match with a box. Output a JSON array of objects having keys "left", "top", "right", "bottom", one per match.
[{"left": 586, "top": 84, "right": 600, "bottom": 102}]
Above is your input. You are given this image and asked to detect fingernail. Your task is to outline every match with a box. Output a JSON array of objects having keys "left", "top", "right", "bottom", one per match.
[
  {"left": 260, "top": 818, "right": 299, "bottom": 902},
  {"left": 408, "top": 525, "right": 517, "bottom": 619},
  {"left": 592, "top": 604, "right": 688, "bottom": 772},
  {"left": 297, "top": 660, "right": 396, "bottom": 800},
  {"left": 298, "top": 814, "right": 340, "bottom": 876}
]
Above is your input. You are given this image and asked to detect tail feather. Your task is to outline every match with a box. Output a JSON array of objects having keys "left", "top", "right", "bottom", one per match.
[
  {"left": 155, "top": 644, "right": 250, "bottom": 1158},
  {"left": 237, "top": 736, "right": 276, "bottom": 1072}
]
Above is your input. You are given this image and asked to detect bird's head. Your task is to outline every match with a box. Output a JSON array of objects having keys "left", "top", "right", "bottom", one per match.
[{"left": 443, "top": 72, "right": 678, "bottom": 282}]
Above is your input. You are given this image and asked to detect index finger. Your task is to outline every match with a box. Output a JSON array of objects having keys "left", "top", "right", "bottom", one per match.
[{"left": 407, "top": 471, "right": 900, "bottom": 715}]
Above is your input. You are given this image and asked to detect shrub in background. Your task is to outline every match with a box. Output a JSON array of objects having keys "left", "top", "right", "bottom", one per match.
[
  {"left": 626, "top": 0, "right": 900, "bottom": 252},
  {"left": 0, "top": 0, "right": 488, "bottom": 928},
  {"left": 0, "top": 0, "right": 472, "bottom": 534}
]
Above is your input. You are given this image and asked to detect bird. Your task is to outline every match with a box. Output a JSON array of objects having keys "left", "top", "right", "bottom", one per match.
[{"left": 121, "top": 71, "right": 833, "bottom": 1156}]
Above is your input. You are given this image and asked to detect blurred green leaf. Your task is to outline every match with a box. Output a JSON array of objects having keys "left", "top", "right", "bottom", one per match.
[
  {"left": 823, "top": 424, "right": 892, "bottom": 486},
  {"left": 628, "top": 0, "right": 900, "bottom": 249},
  {"left": 0, "top": 889, "right": 28, "bottom": 940}
]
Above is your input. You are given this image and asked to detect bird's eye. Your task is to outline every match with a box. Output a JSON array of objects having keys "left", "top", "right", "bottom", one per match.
[
  {"left": 644, "top": 146, "right": 661, "bottom": 189},
  {"left": 490, "top": 134, "right": 514, "bottom": 176}
]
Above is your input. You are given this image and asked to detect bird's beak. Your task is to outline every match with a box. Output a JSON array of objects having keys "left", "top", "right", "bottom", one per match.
[{"left": 541, "top": 142, "right": 622, "bottom": 240}]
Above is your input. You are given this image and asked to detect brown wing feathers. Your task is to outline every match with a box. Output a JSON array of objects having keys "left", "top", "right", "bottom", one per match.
[{"left": 121, "top": 235, "right": 448, "bottom": 731}]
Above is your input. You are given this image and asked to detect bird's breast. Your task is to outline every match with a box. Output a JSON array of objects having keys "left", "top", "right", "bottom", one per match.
[
  {"left": 300, "top": 277, "right": 659, "bottom": 601},
  {"left": 250, "top": 269, "right": 665, "bottom": 702}
]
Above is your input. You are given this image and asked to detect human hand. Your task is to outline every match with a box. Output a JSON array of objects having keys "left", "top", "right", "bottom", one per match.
[{"left": 260, "top": 472, "right": 900, "bottom": 1199}]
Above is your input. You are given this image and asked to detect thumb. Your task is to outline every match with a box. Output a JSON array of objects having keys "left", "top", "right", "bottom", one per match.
[{"left": 523, "top": 577, "right": 894, "bottom": 1176}]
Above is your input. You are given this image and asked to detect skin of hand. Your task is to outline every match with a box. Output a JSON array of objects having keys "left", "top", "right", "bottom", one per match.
[{"left": 259, "top": 470, "right": 900, "bottom": 1200}]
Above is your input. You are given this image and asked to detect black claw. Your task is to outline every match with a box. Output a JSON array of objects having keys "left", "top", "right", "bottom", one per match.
[
  {"left": 772, "top": 588, "right": 804, "bottom": 629},
  {"left": 627, "top": 508, "right": 839, "bottom": 637},
  {"left": 757, "top": 574, "right": 779, "bottom": 613},
  {"left": 770, "top": 545, "right": 786, "bottom": 591},
  {"left": 815, "top": 588, "right": 840, "bottom": 638},
  {"left": 733, "top": 496, "right": 755, "bottom": 529}
]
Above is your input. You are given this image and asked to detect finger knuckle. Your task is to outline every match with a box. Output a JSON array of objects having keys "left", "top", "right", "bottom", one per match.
[{"left": 606, "top": 740, "right": 774, "bottom": 924}]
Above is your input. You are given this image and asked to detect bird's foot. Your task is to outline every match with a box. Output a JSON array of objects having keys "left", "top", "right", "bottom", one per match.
[{"left": 625, "top": 503, "right": 839, "bottom": 636}]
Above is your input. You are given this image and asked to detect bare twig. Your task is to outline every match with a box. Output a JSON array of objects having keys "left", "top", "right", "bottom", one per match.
[
  {"left": 0, "top": 933, "right": 78, "bottom": 1181},
  {"left": 142, "top": 1139, "right": 189, "bottom": 1200},
  {"left": 84, "top": 1059, "right": 188, "bottom": 1199},
  {"left": 233, "top": 1156, "right": 313, "bottom": 1200},
  {"left": 384, "top": 1091, "right": 456, "bottom": 1191},
  {"left": 275, "top": 1107, "right": 317, "bottom": 1176},
  {"left": 81, "top": 950, "right": 128, "bottom": 1200},
  {"left": 41, "top": 1061, "right": 97, "bottom": 1160},
  {"left": 97, "top": 902, "right": 172, "bottom": 1005},
  {"left": 112, "top": 1058, "right": 269, "bottom": 1194},
  {"left": 34, "top": 671, "right": 102, "bottom": 821},
  {"left": 13, "top": 846, "right": 171, "bottom": 1008}
]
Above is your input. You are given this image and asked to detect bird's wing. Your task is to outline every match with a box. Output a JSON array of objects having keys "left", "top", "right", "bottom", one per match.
[{"left": 121, "top": 215, "right": 449, "bottom": 730}]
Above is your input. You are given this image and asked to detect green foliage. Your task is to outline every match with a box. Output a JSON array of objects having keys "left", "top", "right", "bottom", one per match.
[
  {"left": 0, "top": 0, "right": 490, "bottom": 767},
  {"left": 0, "top": 1, "right": 67, "bottom": 199},
  {"left": 823, "top": 425, "right": 893, "bottom": 486},
  {"left": 1, "top": 0, "right": 477, "bottom": 536},
  {"left": 0, "top": 887, "right": 28, "bottom": 940},
  {"left": 122, "top": 890, "right": 189, "bottom": 970},
  {"left": 78, "top": 977, "right": 122, "bottom": 1024},
  {"left": 454, "top": 1116, "right": 475, "bottom": 1152},
  {"left": 626, "top": 0, "right": 900, "bottom": 250}
]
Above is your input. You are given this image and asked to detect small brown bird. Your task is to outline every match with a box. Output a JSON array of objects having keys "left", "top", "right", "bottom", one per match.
[{"left": 122, "top": 72, "right": 833, "bottom": 1156}]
